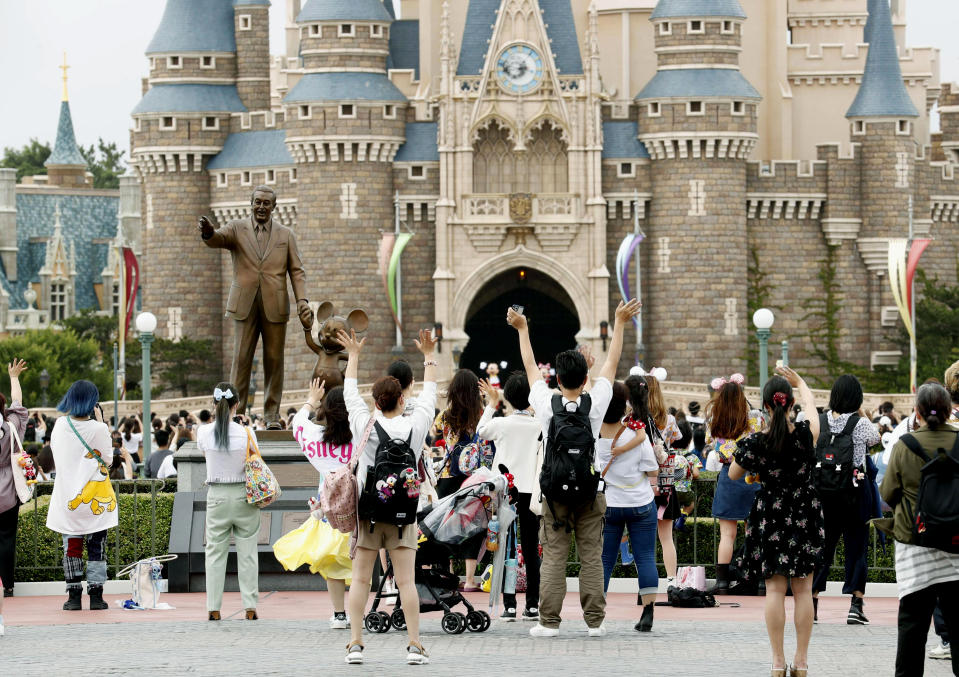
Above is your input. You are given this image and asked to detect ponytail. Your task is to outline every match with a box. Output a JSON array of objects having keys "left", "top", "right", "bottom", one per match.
[
  {"left": 916, "top": 382, "right": 951, "bottom": 432},
  {"left": 212, "top": 382, "right": 239, "bottom": 451},
  {"left": 762, "top": 375, "right": 794, "bottom": 454}
]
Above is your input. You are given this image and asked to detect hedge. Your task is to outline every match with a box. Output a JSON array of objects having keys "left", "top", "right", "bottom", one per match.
[{"left": 15, "top": 490, "right": 174, "bottom": 582}]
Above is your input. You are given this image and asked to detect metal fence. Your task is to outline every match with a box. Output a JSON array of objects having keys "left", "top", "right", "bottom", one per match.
[{"left": 16, "top": 479, "right": 175, "bottom": 582}]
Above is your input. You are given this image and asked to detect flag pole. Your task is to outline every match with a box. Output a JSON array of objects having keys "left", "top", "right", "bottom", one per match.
[
  {"left": 393, "top": 191, "right": 402, "bottom": 351},
  {"left": 118, "top": 244, "right": 126, "bottom": 401},
  {"left": 632, "top": 189, "right": 645, "bottom": 369},
  {"left": 908, "top": 195, "right": 916, "bottom": 393}
]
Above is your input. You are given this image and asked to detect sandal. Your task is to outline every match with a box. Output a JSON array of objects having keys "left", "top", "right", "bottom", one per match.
[
  {"left": 345, "top": 641, "right": 364, "bottom": 665},
  {"left": 789, "top": 666, "right": 808, "bottom": 677},
  {"left": 771, "top": 668, "right": 786, "bottom": 677},
  {"left": 407, "top": 641, "right": 430, "bottom": 665},
  {"left": 208, "top": 611, "right": 221, "bottom": 621},
  {"left": 245, "top": 609, "right": 258, "bottom": 621}
]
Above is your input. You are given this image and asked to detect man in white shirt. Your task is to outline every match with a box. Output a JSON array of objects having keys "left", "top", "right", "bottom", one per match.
[{"left": 507, "top": 299, "right": 641, "bottom": 638}]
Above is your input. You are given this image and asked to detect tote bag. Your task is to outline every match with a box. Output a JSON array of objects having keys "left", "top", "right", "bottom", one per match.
[{"left": 244, "top": 428, "right": 281, "bottom": 508}]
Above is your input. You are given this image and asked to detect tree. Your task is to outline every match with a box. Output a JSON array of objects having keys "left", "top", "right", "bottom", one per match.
[
  {"left": 801, "top": 245, "right": 846, "bottom": 387},
  {"left": 79, "top": 138, "right": 125, "bottom": 189},
  {"left": 152, "top": 338, "right": 219, "bottom": 397},
  {"left": 59, "top": 308, "right": 118, "bottom": 358},
  {"left": 0, "top": 330, "right": 112, "bottom": 407},
  {"left": 1, "top": 138, "right": 51, "bottom": 182}
]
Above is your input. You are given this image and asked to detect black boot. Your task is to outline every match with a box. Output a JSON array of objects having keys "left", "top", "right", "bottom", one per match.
[
  {"left": 710, "top": 564, "right": 730, "bottom": 595},
  {"left": 88, "top": 585, "right": 108, "bottom": 611},
  {"left": 634, "top": 603, "right": 654, "bottom": 632},
  {"left": 63, "top": 587, "right": 82, "bottom": 611}
]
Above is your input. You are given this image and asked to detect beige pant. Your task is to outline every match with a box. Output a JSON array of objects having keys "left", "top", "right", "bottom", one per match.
[
  {"left": 205, "top": 483, "right": 260, "bottom": 611},
  {"left": 538, "top": 493, "right": 607, "bottom": 629}
]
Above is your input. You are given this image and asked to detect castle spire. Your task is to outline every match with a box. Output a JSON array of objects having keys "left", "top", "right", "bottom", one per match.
[
  {"left": 59, "top": 52, "right": 70, "bottom": 102},
  {"left": 847, "top": 0, "right": 917, "bottom": 118}
]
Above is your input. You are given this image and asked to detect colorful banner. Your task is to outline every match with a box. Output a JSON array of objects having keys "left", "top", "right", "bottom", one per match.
[
  {"left": 888, "top": 238, "right": 911, "bottom": 337},
  {"left": 122, "top": 247, "right": 139, "bottom": 339},
  {"left": 616, "top": 233, "right": 643, "bottom": 326},
  {"left": 906, "top": 238, "right": 932, "bottom": 310},
  {"left": 377, "top": 233, "right": 398, "bottom": 328},
  {"left": 388, "top": 233, "right": 413, "bottom": 325}
]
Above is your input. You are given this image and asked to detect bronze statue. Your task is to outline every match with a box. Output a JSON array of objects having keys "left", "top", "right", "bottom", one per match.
[
  {"left": 198, "top": 186, "right": 313, "bottom": 428},
  {"left": 305, "top": 301, "right": 369, "bottom": 389}
]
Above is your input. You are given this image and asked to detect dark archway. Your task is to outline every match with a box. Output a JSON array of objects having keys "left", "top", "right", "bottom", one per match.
[{"left": 460, "top": 267, "right": 579, "bottom": 376}]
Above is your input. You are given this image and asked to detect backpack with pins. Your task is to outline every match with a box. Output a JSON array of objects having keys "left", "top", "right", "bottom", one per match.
[
  {"left": 358, "top": 422, "right": 421, "bottom": 534},
  {"left": 814, "top": 413, "right": 860, "bottom": 498},
  {"left": 540, "top": 393, "right": 599, "bottom": 530},
  {"left": 898, "top": 431, "right": 959, "bottom": 553}
]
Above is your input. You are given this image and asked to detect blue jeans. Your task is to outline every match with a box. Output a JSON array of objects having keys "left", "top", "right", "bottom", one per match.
[{"left": 602, "top": 502, "right": 658, "bottom": 596}]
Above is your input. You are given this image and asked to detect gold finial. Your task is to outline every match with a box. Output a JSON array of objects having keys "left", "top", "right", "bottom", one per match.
[{"left": 60, "top": 52, "right": 70, "bottom": 101}]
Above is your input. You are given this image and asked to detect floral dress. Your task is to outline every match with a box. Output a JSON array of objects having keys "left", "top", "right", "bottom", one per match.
[{"left": 733, "top": 421, "right": 825, "bottom": 580}]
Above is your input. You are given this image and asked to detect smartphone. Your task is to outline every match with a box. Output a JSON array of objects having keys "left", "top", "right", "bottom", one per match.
[{"left": 511, "top": 304, "right": 524, "bottom": 314}]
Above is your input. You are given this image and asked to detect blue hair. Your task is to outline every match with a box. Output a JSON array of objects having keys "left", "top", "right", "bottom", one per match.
[{"left": 56, "top": 380, "right": 100, "bottom": 418}]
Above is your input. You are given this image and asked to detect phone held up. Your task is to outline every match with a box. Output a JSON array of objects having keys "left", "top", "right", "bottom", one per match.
[{"left": 511, "top": 304, "right": 524, "bottom": 315}]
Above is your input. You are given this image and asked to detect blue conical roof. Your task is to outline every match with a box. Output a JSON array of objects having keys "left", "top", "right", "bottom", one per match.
[
  {"left": 863, "top": 0, "right": 878, "bottom": 43},
  {"left": 45, "top": 101, "right": 86, "bottom": 167},
  {"left": 297, "top": 0, "right": 393, "bottom": 22},
  {"left": 650, "top": 0, "right": 746, "bottom": 20},
  {"left": 146, "top": 0, "right": 236, "bottom": 55},
  {"left": 847, "top": 0, "right": 918, "bottom": 118}
]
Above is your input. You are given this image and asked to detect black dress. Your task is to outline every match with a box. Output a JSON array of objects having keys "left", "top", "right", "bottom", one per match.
[{"left": 733, "top": 421, "right": 825, "bottom": 581}]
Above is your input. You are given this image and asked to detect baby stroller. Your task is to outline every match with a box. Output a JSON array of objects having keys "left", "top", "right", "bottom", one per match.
[{"left": 364, "top": 471, "right": 512, "bottom": 635}]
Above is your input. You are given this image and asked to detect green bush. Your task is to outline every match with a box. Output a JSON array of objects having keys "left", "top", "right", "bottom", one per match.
[{"left": 15, "top": 491, "right": 174, "bottom": 582}]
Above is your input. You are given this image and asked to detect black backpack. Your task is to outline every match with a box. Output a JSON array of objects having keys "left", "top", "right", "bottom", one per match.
[
  {"left": 540, "top": 393, "right": 599, "bottom": 529},
  {"left": 814, "top": 413, "right": 860, "bottom": 498},
  {"left": 358, "top": 422, "right": 419, "bottom": 532},
  {"left": 899, "top": 432, "right": 959, "bottom": 553}
]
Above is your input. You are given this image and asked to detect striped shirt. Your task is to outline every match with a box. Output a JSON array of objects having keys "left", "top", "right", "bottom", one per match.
[{"left": 894, "top": 541, "right": 959, "bottom": 599}]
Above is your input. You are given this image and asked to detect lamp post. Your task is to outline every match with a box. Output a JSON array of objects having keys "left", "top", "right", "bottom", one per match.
[
  {"left": 39, "top": 368, "right": 50, "bottom": 408},
  {"left": 752, "top": 308, "right": 774, "bottom": 389},
  {"left": 433, "top": 322, "right": 443, "bottom": 353},
  {"left": 136, "top": 312, "right": 157, "bottom": 475},
  {"left": 781, "top": 340, "right": 789, "bottom": 368}
]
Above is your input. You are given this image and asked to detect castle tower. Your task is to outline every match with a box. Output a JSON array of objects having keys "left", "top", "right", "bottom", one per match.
[
  {"left": 636, "top": 0, "right": 760, "bottom": 381},
  {"left": 283, "top": 0, "right": 406, "bottom": 380},
  {"left": 45, "top": 56, "right": 89, "bottom": 188},
  {"left": 133, "top": 0, "right": 244, "bottom": 342},
  {"left": 847, "top": 0, "right": 919, "bottom": 365},
  {"left": 233, "top": 0, "right": 272, "bottom": 111}
]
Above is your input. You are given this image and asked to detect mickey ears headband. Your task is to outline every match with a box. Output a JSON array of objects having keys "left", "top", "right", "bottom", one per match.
[
  {"left": 630, "top": 366, "right": 668, "bottom": 382},
  {"left": 480, "top": 361, "right": 508, "bottom": 370},
  {"left": 710, "top": 373, "right": 745, "bottom": 391}
]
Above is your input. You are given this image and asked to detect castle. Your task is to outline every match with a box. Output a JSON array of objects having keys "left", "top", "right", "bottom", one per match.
[{"left": 124, "top": 0, "right": 958, "bottom": 387}]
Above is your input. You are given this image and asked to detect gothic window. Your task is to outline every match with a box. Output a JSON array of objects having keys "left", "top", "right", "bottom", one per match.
[
  {"left": 50, "top": 282, "right": 67, "bottom": 322},
  {"left": 523, "top": 122, "right": 568, "bottom": 193},
  {"left": 472, "top": 120, "right": 568, "bottom": 194},
  {"left": 472, "top": 121, "right": 517, "bottom": 194}
]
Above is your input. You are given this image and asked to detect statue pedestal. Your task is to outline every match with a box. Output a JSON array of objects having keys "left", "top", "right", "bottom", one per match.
[{"left": 167, "top": 434, "right": 338, "bottom": 593}]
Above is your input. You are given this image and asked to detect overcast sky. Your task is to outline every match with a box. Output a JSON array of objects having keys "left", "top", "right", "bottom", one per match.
[{"left": 2, "top": 0, "right": 957, "bottom": 159}]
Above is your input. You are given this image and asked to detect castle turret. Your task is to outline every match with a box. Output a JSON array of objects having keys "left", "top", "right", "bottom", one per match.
[
  {"left": 636, "top": 0, "right": 759, "bottom": 381},
  {"left": 0, "top": 169, "right": 16, "bottom": 282},
  {"left": 45, "top": 57, "right": 90, "bottom": 188},
  {"left": 283, "top": 0, "right": 405, "bottom": 380},
  {"left": 133, "top": 0, "right": 244, "bottom": 342},
  {"left": 233, "top": 0, "right": 272, "bottom": 111},
  {"left": 847, "top": 0, "right": 919, "bottom": 366}
]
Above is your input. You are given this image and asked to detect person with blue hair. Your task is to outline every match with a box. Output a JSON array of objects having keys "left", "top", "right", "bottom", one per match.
[{"left": 46, "top": 380, "right": 115, "bottom": 612}]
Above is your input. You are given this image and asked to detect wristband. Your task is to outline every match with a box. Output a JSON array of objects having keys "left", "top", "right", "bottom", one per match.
[{"left": 423, "top": 360, "right": 438, "bottom": 367}]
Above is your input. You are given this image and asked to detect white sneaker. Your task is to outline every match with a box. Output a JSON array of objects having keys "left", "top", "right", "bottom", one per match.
[
  {"left": 345, "top": 643, "right": 363, "bottom": 665},
  {"left": 529, "top": 623, "right": 559, "bottom": 637},
  {"left": 0, "top": 622, "right": 4, "bottom": 637},
  {"left": 407, "top": 642, "right": 430, "bottom": 665},
  {"left": 587, "top": 623, "right": 607, "bottom": 637},
  {"left": 929, "top": 642, "right": 951, "bottom": 660},
  {"left": 329, "top": 613, "right": 350, "bottom": 630}
]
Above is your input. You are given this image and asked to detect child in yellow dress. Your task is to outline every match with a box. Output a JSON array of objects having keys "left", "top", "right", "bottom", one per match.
[{"left": 273, "top": 379, "right": 354, "bottom": 629}]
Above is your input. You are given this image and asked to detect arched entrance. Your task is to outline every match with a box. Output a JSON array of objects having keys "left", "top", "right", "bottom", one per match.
[{"left": 460, "top": 267, "right": 579, "bottom": 375}]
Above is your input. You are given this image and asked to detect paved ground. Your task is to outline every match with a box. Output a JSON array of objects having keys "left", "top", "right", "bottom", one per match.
[{"left": 0, "top": 592, "right": 951, "bottom": 676}]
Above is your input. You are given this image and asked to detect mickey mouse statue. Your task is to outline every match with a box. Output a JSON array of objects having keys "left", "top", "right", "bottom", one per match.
[{"left": 304, "top": 301, "right": 370, "bottom": 390}]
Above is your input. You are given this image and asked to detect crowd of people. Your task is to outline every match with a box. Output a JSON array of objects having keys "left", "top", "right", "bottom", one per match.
[{"left": 0, "top": 312, "right": 956, "bottom": 677}]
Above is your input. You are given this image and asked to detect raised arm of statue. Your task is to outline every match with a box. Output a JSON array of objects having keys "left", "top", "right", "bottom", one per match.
[{"left": 197, "top": 216, "right": 236, "bottom": 250}]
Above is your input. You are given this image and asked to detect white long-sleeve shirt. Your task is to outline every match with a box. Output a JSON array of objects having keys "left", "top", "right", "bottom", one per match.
[
  {"left": 476, "top": 405, "right": 541, "bottom": 494},
  {"left": 291, "top": 405, "right": 355, "bottom": 496},
  {"left": 343, "top": 378, "right": 437, "bottom": 492}
]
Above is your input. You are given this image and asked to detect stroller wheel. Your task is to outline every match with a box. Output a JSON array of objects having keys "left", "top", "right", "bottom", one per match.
[
  {"left": 391, "top": 608, "right": 407, "bottom": 630},
  {"left": 453, "top": 612, "right": 468, "bottom": 634},
  {"left": 466, "top": 610, "right": 486, "bottom": 632},
  {"left": 364, "top": 612, "right": 385, "bottom": 633},
  {"left": 441, "top": 612, "right": 465, "bottom": 635},
  {"left": 376, "top": 610, "right": 392, "bottom": 633},
  {"left": 479, "top": 610, "right": 491, "bottom": 631}
]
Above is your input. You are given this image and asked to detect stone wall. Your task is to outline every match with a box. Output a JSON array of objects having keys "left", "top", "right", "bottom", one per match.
[
  {"left": 235, "top": 5, "right": 271, "bottom": 111},
  {"left": 299, "top": 23, "right": 390, "bottom": 71},
  {"left": 149, "top": 54, "right": 237, "bottom": 80}
]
